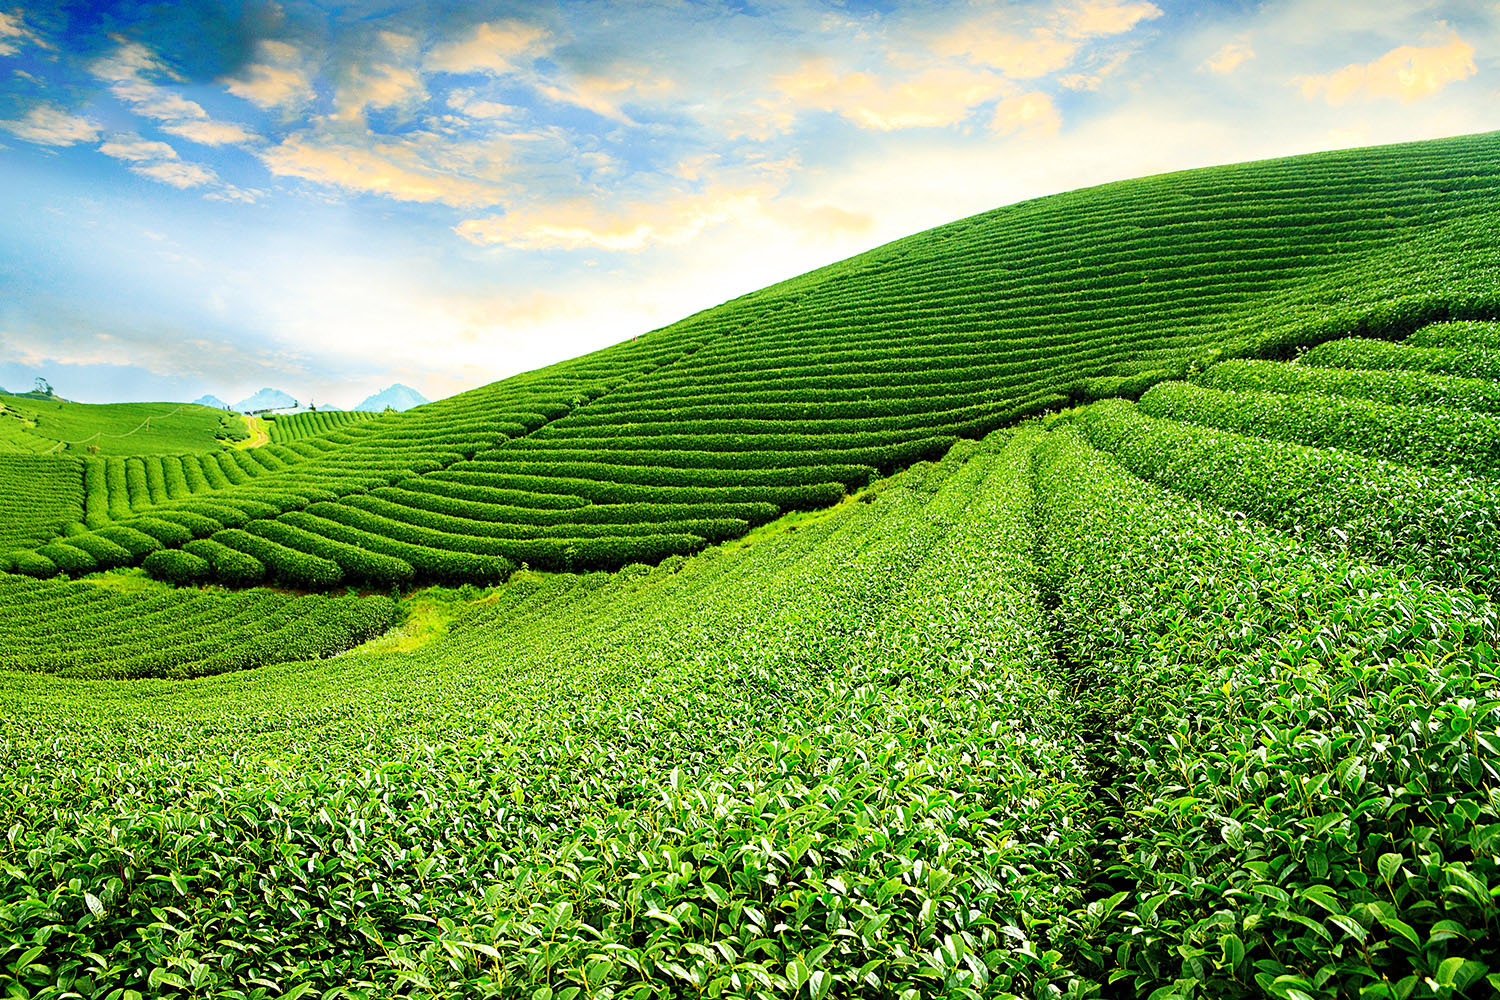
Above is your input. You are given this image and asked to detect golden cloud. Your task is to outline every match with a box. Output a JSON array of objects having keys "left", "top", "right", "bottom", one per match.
[
  {"left": 455, "top": 183, "right": 772, "bottom": 251},
  {"left": 427, "top": 20, "right": 549, "bottom": 76},
  {"left": 1300, "top": 37, "right": 1477, "bottom": 104},
  {"left": 990, "top": 91, "right": 1061, "bottom": 135},
  {"left": 1202, "top": 40, "right": 1254, "bottom": 75},
  {"left": 769, "top": 59, "right": 1010, "bottom": 130},
  {"left": 225, "top": 41, "right": 315, "bottom": 109},
  {"left": 261, "top": 133, "right": 506, "bottom": 207}
]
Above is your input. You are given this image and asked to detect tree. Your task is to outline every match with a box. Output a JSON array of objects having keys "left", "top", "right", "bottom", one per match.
[{"left": 33, "top": 377, "right": 52, "bottom": 397}]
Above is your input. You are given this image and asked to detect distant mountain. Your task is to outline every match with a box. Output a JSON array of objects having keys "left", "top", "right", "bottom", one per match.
[
  {"left": 354, "top": 384, "right": 428, "bottom": 412},
  {"left": 233, "top": 388, "right": 297, "bottom": 413},
  {"left": 193, "top": 394, "right": 229, "bottom": 409}
]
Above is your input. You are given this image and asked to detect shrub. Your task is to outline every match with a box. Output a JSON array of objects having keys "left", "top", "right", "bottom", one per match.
[{"left": 142, "top": 548, "right": 212, "bottom": 585}]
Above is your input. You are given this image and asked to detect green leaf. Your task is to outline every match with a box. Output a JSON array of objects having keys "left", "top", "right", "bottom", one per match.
[
  {"left": 1373, "top": 910, "right": 1420, "bottom": 947},
  {"left": 454, "top": 940, "right": 502, "bottom": 961},
  {"left": 1435, "top": 958, "right": 1487, "bottom": 989},
  {"left": 1377, "top": 852, "right": 1404, "bottom": 883},
  {"left": 786, "top": 958, "right": 808, "bottom": 991},
  {"left": 278, "top": 985, "right": 315, "bottom": 1000},
  {"left": 809, "top": 969, "right": 832, "bottom": 1000},
  {"left": 1220, "top": 934, "right": 1245, "bottom": 971},
  {"left": 84, "top": 892, "right": 104, "bottom": 918},
  {"left": 1328, "top": 914, "right": 1367, "bottom": 943}
]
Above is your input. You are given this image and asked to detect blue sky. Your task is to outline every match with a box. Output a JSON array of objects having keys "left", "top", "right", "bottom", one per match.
[{"left": 0, "top": 0, "right": 1495, "bottom": 406}]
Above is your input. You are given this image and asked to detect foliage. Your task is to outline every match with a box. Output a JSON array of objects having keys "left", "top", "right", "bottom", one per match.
[
  {"left": 0, "top": 394, "right": 240, "bottom": 456},
  {"left": 1033, "top": 424, "right": 1500, "bottom": 999},
  {"left": 5, "top": 136, "right": 1500, "bottom": 998}
]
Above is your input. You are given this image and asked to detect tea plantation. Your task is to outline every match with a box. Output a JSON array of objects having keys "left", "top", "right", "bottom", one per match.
[{"left": 2, "top": 132, "right": 1500, "bottom": 998}]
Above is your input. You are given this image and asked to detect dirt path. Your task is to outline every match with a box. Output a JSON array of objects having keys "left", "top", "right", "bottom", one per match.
[{"left": 234, "top": 415, "right": 271, "bottom": 449}]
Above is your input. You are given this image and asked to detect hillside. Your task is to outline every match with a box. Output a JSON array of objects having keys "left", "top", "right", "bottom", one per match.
[
  {"left": 0, "top": 393, "right": 248, "bottom": 456},
  {"left": 8, "top": 131, "right": 1500, "bottom": 589},
  {"left": 2, "top": 133, "right": 1500, "bottom": 997}
]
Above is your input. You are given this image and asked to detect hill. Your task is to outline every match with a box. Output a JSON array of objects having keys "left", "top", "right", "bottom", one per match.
[
  {"left": 192, "top": 393, "right": 229, "bottom": 409},
  {"left": 0, "top": 392, "right": 249, "bottom": 456},
  {"left": 7, "top": 130, "right": 1500, "bottom": 587},
  {"left": 2, "top": 132, "right": 1500, "bottom": 997},
  {"left": 354, "top": 382, "right": 429, "bottom": 412},
  {"left": 232, "top": 387, "right": 297, "bottom": 412}
]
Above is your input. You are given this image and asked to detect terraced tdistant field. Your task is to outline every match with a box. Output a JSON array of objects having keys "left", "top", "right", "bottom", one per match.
[{"left": 3, "top": 133, "right": 1500, "bottom": 998}]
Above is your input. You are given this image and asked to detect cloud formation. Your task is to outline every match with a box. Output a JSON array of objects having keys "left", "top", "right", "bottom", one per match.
[
  {"left": 427, "top": 19, "right": 549, "bottom": 76},
  {"left": 260, "top": 131, "right": 506, "bottom": 207},
  {"left": 130, "top": 159, "right": 219, "bottom": 189},
  {"left": 1203, "top": 40, "right": 1254, "bottom": 74},
  {"left": 98, "top": 135, "right": 180, "bottom": 162},
  {"left": 0, "top": 8, "right": 46, "bottom": 56},
  {"left": 1, "top": 104, "right": 99, "bottom": 146},
  {"left": 1300, "top": 36, "right": 1477, "bottom": 104},
  {"left": 991, "top": 91, "right": 1061, "bottom": 134},
  {"left": 224, "top": 40, "right": 314, "bottom": 109},
  {"left": 456, "top": 182, "right": 773, "bottom": 251}
]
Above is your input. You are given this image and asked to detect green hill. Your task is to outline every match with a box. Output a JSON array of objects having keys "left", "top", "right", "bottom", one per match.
[
  {"left": 0, "top": 392, "right": 249, "bottom": 456},
  {"left": 3, "top": 132, "right": 1500, "bottom": 997},
  {"left": 8, "top": 131, "right": 1500, "bottom": 587}
]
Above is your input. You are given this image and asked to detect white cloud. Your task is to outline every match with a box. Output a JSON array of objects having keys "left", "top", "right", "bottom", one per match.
[
  {"left": 455, "top": 183, "right": 773, "bottom": 251},
  {"left": 934, "top": 0, "right": 1161, "bottom": 77},
  {"left": 225, "top": 40, "right": 314, "bottom": 109},
  {"left": 1300, "top": 36, "right": 1477, "bottom": 104},
  {"left": 98, "top": 135, "right": 179, "bottom": 162},
  {"left": 427, "top": 19, "right": 549, "bottom": 76},
  {"left": 1202, "top": 40, "right": 1254, "bottom": 75},
  {"left": 447, "top": 90, "right": 517, "bottom": 119},
  {"left": 97, "top": 131, "right": 243, "bottom": 197},
  {"left": 1062, "top": 0, "right": 1162, "bottom": 38},
  {"left": 0, "top": 9, "right": 47, "bottom": 56},
  {"left": 335, "top": 62, "right": 425, "bottom": 120},
  {"left": 159, "top": 118, "right": 258, "bottom": 146},
  {"left": 89, "top": 39, "right": 168, "bottom": 85},
  {"left": 990, "top": 91, "right": 1061, "bottom": 135},
  {"left": 334, "top": 32, "right": 427, "bottom": 120},
  {"left": 1059, "top": 49, "right": 1135, "bottom": 90},
  {"left": 932, "top": 24, "right": 1079, "bottom": 78},
  {"left": 1, "top": 104, "right": 99, "bottom": 146},
  {"left": 768, "top": 59, "right": 1010, "bottom": 130},
  {"left": 261, "top": 131, "right": 508, "bottom": 207},
  {"left": 130, "top": 160, "right": 218, "bottom": 189},
  {"left": 91, "top": 39, "right": 260, "bottom": 146}
]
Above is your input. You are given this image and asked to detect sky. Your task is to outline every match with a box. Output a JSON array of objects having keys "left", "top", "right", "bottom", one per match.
[{"left": 0, "top": 0, "right": 1496, "bottom": 407}]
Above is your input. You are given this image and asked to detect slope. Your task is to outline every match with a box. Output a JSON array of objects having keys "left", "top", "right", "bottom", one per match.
[
  {"left": 3, "top": 390, "right": 1498, "bottom": 994},
  {"left": 4, "top": 133, "right": 1500, "bottom": 998},
  {"left": 10, "top": 130, "right": 1500, "bottom": 587},
  {"left": 0, "top": 393, "right": 248, "bottom": 455}
]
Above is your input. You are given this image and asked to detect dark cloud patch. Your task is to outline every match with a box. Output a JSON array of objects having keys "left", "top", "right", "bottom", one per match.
[{"left": 25, "top": 0, "right": 302, "bottom": 81}]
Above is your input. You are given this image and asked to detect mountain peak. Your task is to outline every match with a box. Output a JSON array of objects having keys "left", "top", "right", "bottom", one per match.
[
  {"left": 355, "top": 383, "right": 428, "bottom": 412},
  {"left": 232, "top": 388, "right": 298, "bottom": 413}
]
